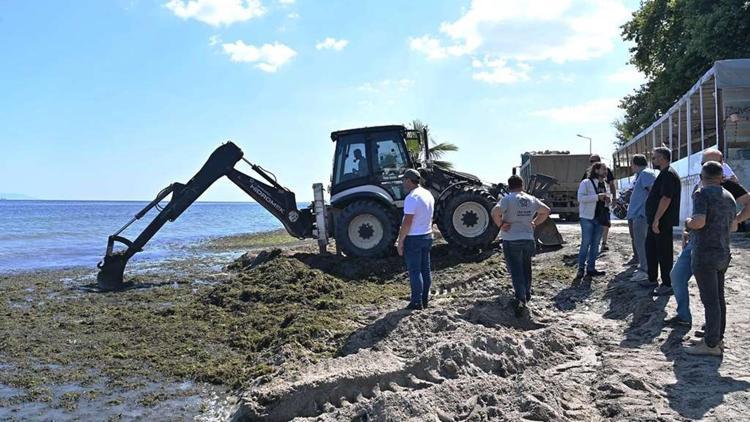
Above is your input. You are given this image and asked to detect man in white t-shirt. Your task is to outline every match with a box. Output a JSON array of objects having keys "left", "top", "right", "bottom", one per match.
[
  {"left": 397, "top": 168, "right": 435, "bottom": 310},
  {"left": 491, "top": 175, "right": 550, "bottom": 316}
]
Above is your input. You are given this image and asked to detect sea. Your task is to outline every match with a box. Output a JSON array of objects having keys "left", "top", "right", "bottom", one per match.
[{"left": 0, "top": 200, "right": 287, "bottom": 273}]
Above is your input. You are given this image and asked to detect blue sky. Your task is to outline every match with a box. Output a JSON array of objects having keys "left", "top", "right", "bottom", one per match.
[{"left": 0, "top": 0, "right": 645, "bottom": 201}]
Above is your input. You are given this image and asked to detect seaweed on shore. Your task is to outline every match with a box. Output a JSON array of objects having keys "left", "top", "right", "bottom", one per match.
[{"left": 0, "top": 248, "right": 407, "bottom": 408}]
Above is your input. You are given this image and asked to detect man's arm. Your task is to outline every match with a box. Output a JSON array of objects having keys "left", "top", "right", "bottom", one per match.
[
  {"left": 651, "top": 196, "right": 672, "bottom": 234},
  {"left": 609, "top": 180, "right": 617, "bottom": 196},
  {"left": 491, "top": 205, "right": 503, "bottom": 227},
  {"left": 532, "top": 203, "right": 551, "bottom": 227},
  {"left": 686, "top": 215, "right": 706, "bottom": 230},
  {"left": 397, "top": 214, "right": 414, "bottom": 256},
  {"left": 736, "top": 193, "right": 750, "bottom": 224}
]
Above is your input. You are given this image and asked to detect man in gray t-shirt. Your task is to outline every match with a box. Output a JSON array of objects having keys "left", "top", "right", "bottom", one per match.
[
  {"left": 685, "top": 161, "right": 737, "bottom": 356},
  {"left": 491, "top": 175, "right": 551, "bottom": 317}
]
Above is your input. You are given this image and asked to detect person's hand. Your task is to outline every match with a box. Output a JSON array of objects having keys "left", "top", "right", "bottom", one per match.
[
  {"left": 731, "top": 218, "right": 739, "bottom": 233},
  {"left": 652, "top": 220, "right": 660, "bottom": 234},
  {"left": 501, "top": 222, "right": 512, "bottom": 232},
  {"left": 598, "top": 193, "right": 609, "bottom": 201},
  {"left": 682, "top": 230, "right": 689, "bottom": 248},
  {"left": 397, "top": 241, "right": 404, "bottom": 256}
]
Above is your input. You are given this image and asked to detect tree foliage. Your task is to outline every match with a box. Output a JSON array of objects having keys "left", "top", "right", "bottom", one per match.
[
  {"left": 406, "top": 119, "right": 459, "bottom": 169},
  {"left": 615, "top": 0, "right": 750, "bottom": 145}
]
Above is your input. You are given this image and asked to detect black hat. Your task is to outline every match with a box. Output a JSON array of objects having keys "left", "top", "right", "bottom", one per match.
[{"left": 402, "top": 168, "right": 421, "bottom": 182}]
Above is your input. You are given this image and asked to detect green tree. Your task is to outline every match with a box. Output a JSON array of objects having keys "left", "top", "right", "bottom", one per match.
[
  {"left": 407, "top": 119, "right": 459, "bottom": 169},
  {"left": 615, "top": 0, "right": 750, "bottom": 145}
]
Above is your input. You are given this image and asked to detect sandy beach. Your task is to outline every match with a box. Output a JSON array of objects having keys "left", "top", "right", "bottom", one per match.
[{"left": 2, "top": 222, "right": 749, "bottom": 421}]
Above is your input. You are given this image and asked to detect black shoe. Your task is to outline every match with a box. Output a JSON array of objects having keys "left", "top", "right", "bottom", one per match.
[
  {"left": 405, "top": 302, "right": 423, "bottom": 311},
  {"left": 664, "top": 316, "right": 691, "bottom": 327},
  {"left": 575, "top": 270, "right": 585, "bottom": 280},
  {"left": 512, "top": 299, "right": 525, "bottom": 317},
  {"left": 638, "top": 280, "right": 659, "bottom": 289},
  {"left": 695, "top": 329, "right": 705, "bottom": 338},
  {"left": 653, "top": 285, "right": 673, "bottom": 296},
  {"left": 601, "top": 244, "right": 609, "bottom": 252},
  {"left": 587, "top": 269, "right": 606, "bottom": 277},
  {"left": 422, "top": 300, "right": 429, "bottom": 309}
]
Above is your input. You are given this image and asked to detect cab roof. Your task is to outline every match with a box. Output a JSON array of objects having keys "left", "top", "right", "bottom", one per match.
[{"left": 330, "top": 125, "right": 406, "bottom": 142}]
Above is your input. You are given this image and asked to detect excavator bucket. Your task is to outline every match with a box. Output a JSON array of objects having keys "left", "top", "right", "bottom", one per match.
[
  {"left": 527, "top": 173, "right": 564, "bottom": 248},
  {"left": 534, "top": 219, "right": 564, "bottom": 247},
  {"left": 97, "top": 252, "right": 128, "bottom": 291}
]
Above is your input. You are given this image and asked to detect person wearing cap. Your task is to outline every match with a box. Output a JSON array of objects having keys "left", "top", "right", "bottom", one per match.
[{"left": 397, "top": 168, "right": 435, "bottom": 311}]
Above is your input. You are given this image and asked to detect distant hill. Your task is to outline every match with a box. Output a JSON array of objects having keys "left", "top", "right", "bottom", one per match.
[{"left": 0, "top": 193, "right": 35, "bottom": 200}]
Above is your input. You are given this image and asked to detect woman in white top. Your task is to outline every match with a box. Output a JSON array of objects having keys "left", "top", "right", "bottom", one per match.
[{"left": 576, "top": 162, "right": 611, "bottom": 279}]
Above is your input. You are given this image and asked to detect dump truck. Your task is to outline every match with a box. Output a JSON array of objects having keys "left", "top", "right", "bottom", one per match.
[{"left": 519, "top": 152, "right": 591, "bottom": 221}]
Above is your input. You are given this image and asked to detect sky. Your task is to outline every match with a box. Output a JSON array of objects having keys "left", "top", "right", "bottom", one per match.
[{"left": 0, "top": 0, "right": 647, "bottom": 201}]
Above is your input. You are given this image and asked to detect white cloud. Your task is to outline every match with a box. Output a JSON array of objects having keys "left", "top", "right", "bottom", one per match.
[
  {"left": 530, "top": 98, "right": 622, "bottom": 124},
  {"left": 287, "top": 12, "right": 300, "bottom": 19},
  {"left": 315, "top": 37, "right": 349, "bottom": 51},
  {"left": 357, "top": 79, "right": 414, "bottom": 93},
  {"left": 410, "top": 0, "right": 633, "bottom": 83},
  {"left": 471, "top": 58, "right": 531, "bottom": 84},
  {"left": 608, "top": 65, "right": 647, "bottom": 85},
  {"left": 279, "top": 0, "right": 294, "bottom": 4},
  {"left": 221, "top": 41, "right": 296, "bottom": 72},
  {"left": 165, "top": 0, "right": 265, "bottom": 26}
]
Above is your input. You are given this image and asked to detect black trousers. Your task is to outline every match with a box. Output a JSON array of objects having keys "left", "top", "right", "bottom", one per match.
[
  {"left": 645, "top": 222, "right": 674, "bottom": 285},
  {"left": 694, "top": 265, "right": 727, "bottom": 348}
]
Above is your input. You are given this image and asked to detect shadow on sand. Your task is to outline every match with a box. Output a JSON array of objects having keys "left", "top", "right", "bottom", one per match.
[{"left": 660, "top": 325, "right": 750, "bottom": 419}]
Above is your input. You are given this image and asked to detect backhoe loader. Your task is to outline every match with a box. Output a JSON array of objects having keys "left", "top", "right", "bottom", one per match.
[{"left": 97, "top": 125, "right": 562, "bottom": 290}]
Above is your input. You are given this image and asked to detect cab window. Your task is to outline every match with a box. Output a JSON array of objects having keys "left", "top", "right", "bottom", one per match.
[{"left": 333, "top": 137, "right": 369, "bottom": 184}]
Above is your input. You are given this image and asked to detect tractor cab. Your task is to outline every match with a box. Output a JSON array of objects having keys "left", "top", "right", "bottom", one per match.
[{"left": 329, "top": 125, "right": 425, "bottom": 207}]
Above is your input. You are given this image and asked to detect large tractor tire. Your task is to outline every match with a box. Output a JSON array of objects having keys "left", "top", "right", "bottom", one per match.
[
  {"left": 436, "top": 187, "right": 499, "bottom": 252},
  {"left": 335, "top": 200, "right": 399, "bottom": 258}
]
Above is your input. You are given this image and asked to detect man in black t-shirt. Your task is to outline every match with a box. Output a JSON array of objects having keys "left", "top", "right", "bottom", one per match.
[
  {"left": 640, "top": 147, "right": 681, "bottom": 295},
  {"left": 582, "top": 154, "right": 616, "bottom": 251}
]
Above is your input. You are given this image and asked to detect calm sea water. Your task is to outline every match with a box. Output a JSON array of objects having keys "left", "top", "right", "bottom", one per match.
[{"left": 0, "top": 200, "right": 288, "bottom": 273}]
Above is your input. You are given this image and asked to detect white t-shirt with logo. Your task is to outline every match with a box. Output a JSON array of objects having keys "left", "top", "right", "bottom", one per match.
[
  {"left": 498, "top": 191, "right": 542, "bottom": 241},
  {"left": 403, "top": 186, "right": 435, "bottom": 236}
]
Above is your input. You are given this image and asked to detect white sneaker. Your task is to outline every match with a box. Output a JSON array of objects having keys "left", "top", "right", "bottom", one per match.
[
  {"left": 685, "top": 340, "right": 722, "bottom": 356},
  {"left": 630, "top": 270, "right": 649, "bottom": 282}
]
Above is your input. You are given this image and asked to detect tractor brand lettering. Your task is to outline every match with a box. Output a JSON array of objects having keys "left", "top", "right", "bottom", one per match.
[{"left": 250, "top": 183, "right": 284, "bottom": 213}]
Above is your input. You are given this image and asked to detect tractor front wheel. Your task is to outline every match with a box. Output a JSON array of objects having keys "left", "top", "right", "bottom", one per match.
[{"left": 335, "top": 200, "right": 399, "bottom": 257}]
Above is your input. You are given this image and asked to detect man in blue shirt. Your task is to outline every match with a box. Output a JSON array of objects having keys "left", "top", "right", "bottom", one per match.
[{"left": 626, "top": 154, "right": 656, "bottom": 282}]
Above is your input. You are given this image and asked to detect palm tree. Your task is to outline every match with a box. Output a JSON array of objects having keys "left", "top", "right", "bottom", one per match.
[{"left": 407, "top": 119, "right": 459, "bottom": 169}]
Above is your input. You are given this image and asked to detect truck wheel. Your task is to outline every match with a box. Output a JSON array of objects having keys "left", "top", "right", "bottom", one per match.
[
  {"left": 335, "top": 200, "right": 398, "bottom": 257},
  {"left": 437, "top": 187, "right": 499, "bottom": 252}
]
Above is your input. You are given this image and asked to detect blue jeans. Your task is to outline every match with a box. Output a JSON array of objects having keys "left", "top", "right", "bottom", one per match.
[
  {"left": 503, "top": 239, "right": 536, "bottom": 303},
  {"left": 404, "top": 234, "right": 433, "bottom": 305},
  {"left": 671, "top": 241, "right": 693, "bottom": 322},
  {"left": 630, "top": 216, "right": 649, "bottom": 273},
  {"left": 578, "top": 218, "right": 603, "bottom": 272}
]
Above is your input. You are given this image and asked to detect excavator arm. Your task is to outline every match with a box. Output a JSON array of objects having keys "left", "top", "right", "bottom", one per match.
[{"left": 96, "top": 141, "right": 314, "bottom": 291}]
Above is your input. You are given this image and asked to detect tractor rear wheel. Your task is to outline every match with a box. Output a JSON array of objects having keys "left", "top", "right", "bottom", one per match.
[
  {"left": 437, "top": 187, "right": 499, "bottom": 252},
  {"left": 335, "top": 200, "right": 399, "bottom": 257}
]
